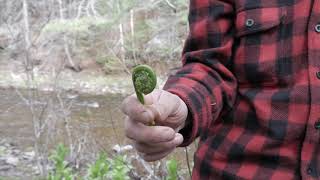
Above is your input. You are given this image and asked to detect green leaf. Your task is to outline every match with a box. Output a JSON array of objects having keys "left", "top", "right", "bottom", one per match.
[
  {"left": 47, "top": 144, "right": 75, "bottom": 180},
  {"left": 86, "top": 152, "right": 110, "bottom": 180},
  {"left": 166, "top": 159, "right": 178, "bottom": 180}
]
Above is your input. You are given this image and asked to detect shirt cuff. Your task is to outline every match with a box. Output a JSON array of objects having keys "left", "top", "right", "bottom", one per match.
[{"left": 164, "top": 82, "right": 217, "bottom": 146}]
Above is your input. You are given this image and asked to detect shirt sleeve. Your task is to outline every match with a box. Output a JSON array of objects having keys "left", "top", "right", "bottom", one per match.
[{"left": 163, "top": 0, "right": 237, "bottom": 146}]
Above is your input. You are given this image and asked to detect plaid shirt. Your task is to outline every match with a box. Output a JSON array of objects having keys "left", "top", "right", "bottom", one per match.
[{"left": 164, "top": 0, "right": 320, "bottom": 179}]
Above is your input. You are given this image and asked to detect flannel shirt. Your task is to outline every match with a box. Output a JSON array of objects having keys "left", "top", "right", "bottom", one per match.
[{"left": 163, "top": 0, "right": 320, "bottom": 179}]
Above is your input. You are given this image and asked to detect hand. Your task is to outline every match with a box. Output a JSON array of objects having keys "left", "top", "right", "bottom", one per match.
[{"left": 121, "top": 89, "right": 188, "bottom": 161}]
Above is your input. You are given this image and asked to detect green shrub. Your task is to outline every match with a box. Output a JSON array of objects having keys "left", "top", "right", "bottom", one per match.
[
  {"left": 166, "top": 159, "right": 178, "bottom": 180},
  {"left": 48, "top": 144, "right": 132, "bottom": 180},
  {"left": 86, "top": 152, "right": 110, "bottom": 180},
  {"left": 108, "top": 155, "right": 131, "bottom": 180},
  {"left": 48, "top": 144, "right": 75, "bottom": 180}
]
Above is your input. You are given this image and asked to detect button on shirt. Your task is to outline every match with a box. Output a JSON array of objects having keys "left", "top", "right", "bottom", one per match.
[
  {"left": 164, "top": 0, "right": 320, "bottom": 179},
  {"left": 315, "top": 24, "right": 320, "bottom": 33}
]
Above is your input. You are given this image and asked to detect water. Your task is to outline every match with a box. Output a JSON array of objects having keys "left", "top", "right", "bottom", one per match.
[{"left": 0, "top": 88, "right": 126, "bottom": 149}]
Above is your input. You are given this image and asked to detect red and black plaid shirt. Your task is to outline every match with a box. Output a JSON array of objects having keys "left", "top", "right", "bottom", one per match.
[{"left": 164, "top": 0, "right": 320, "bottom": 179}]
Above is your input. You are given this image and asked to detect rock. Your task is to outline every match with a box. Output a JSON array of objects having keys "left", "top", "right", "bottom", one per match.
[
  {"left": 77, "top": 101, "right": 99, "bottom": 108},
  {"left": 24, "top": 151, "right": 35, "bottom": 157},
  {"left": 0, "top": 165, "right": 11, "bottom": 171},
  {"left": 87, "top": 102, "right": 99, "bottom": 108},
  {"left": 4, "top": 143, "right": 11, "bottom": 148},
  {"left": 6, "top": 156, "right": 19, "bottom": 166},
  {"left": 66, "top": 93, "right": 78, "bottom": 99},
  {"left": 12, "top": 149, "right": 20, "bottom": 155},
  {"left": 112, "top": 144, "right": 133, "bottom": 154},
  {"left": 25, "top": 146, "right": 34, "bottom": 152},
  {"left": 22, "top": 151, "right": 35, "bottom": 160},
  {"left": 32, "top": 166, "right": 40, "bottom": 175}
]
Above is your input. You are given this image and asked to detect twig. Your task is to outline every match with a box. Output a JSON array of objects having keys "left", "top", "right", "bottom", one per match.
[
  {"left": 130, "top": 9, "right": 137, "bottom": 65},
  {"left": 57, "top": 91, "right": 75, "bottom": 158},
  {"left": 117, "top": 0, "right": 126, "bottom": 63},
  {"left": 185, "top": 147, "right": 192, "bottom": 178},
  {"left": 85, "top": 0, "right": 91, "bottom": 17},
  {"left": 76, "top": 0, "right": 87, "bottom": 19},
  {"left": 90, "top": 0, "right": 100, "bottom": 18},
  {"left": 106, "top": 46, "right": 131, "bottom": 74},
  {"left": 57, "top": 0, "right": 80, "bottom": 72},
  {"left": 22, "top": 0, "right": 32, "bottom": 72},
  {"left": 135, "top": 154, "right": 160, "bottom": 180},
  {"left": 22, "top": 0, "right": 31, "bottom": 49},
  {"left": 107, "top": 108, "right": 120, "bottom": 145},
  {"left": 163, "top": 0, "right": 177, "bottom": 12}
]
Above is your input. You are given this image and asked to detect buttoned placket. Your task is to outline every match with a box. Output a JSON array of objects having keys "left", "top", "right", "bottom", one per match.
[{"left": 302, "top": 1, "right": 320, "bottom": 179}]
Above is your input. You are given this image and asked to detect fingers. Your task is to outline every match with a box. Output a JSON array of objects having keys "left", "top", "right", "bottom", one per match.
[
  {"left": 133, "top": 133, "right": 183, "bottom": 154},
  {"left": 124, "top": 117, "right": 176, "bottom": 143},
  {"left": 139, "top": 148, "right": 175, "bottom": 162},
  {"left": 121, "top": 94, "right": 155, "bottom": 124},
  {"left": 121, "top": 90, "right": 187, "bottom": 128}
]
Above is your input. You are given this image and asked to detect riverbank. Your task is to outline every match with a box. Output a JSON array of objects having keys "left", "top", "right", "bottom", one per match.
[{"left": 0, "top": 67, "right": 172, "bottom": 96}]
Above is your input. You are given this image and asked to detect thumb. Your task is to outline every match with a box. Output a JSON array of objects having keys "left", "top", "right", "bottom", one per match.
[{"left": 145, "top": 90, "right": 186, "bottom": 126}]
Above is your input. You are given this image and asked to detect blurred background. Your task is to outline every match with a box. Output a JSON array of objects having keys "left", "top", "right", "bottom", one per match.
[{"left": 0, "top": 0, "right": 196, "bottom": 179}]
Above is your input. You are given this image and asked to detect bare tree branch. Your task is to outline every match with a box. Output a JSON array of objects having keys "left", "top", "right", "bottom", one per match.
[
  {"left": 90, "top": 0, "right": 100, "bottom": 18},
  {"left": 57, "top": 0, "right": 80, "bottom": 72},
  {"left": 164, "top": 0, "right": 177, "bottom": 12},
  {"left": 22, "top": 0, "right": 31, "bottom": 70},
  {"left": 76, "top": 0, "right": 87, "bottom": 19}
]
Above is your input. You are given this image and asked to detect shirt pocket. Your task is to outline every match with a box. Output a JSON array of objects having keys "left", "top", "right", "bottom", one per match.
[
  {"left": 235, "top": 7, "right": 286, "bottom": 37},
  {"left": 233, "top": 7, "right": 290, "bottom": 87}
]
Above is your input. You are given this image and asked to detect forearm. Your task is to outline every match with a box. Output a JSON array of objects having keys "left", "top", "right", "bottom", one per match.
[{"left": 163, "top": 0, "right": 237, "bottom": 146}]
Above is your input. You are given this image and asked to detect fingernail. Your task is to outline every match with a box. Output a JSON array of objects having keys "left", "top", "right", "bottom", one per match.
[{"left": 174, "top": 133, "right": 183, "bottom": 144}]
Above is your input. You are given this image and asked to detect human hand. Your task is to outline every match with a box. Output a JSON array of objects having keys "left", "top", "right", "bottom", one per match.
[{"left": 121, "top": 89, "right": 188, "bottom": 161}]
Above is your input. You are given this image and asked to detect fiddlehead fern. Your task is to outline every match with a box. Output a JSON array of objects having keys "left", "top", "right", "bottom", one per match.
[{"left": 132, "top": 65, "right": 157, "bottom": 104}]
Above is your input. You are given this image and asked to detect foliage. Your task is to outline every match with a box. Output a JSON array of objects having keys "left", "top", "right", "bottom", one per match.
[
  {"left": 86, "top": 152, "right": 110, "bottom": 180},
  {"left": 48, "top": 144, "right": 74, "bottom": 180},
  {"left": 166, "top": 159, "right": 178, "bottom": 180},
  {"left": 48, "top": 144, "right": 132, "bottom": 180},
  {"left": 108, "top": 155, "right": 131, "bottom": 180}
]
